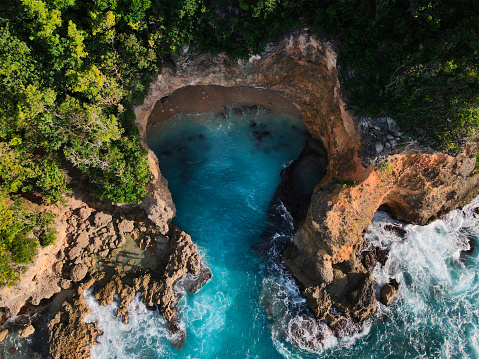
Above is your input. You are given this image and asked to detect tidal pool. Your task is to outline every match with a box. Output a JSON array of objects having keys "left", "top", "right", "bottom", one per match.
[{"left": 84, "top": 108, "right": 479, "bottom": 359}]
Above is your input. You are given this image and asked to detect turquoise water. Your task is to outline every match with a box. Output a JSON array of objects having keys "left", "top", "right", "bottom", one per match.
[{"left": 84, "top": 110, "right": 479, "bottom": 359}]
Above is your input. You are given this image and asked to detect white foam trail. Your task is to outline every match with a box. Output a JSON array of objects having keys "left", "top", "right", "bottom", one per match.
[
  {"left": 84, "top": 289, "right": 177, "bottom": 359},
  {"left": 363, "top": 195, "right": 479, "bottom": 359}
]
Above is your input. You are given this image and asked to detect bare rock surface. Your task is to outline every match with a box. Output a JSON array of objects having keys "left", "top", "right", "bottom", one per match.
[
  {"left": 47, "top": 279, "right": 101, "bottom": 359},
  {"left": 380, "top": 279, "right": 400, "bottom": 306},
  {"left": 70, "top": 263, "right": 88, "bottom": 282},
  {"left": 118, "top": 218, "right": 135, "bottom": 234},
  {"left": 135, "top": 30, "right": 479, "bottom": 336},
  {"left": 47, "top": 224, "right": 210, "bottom": 358},
  {"left": 17, "top": 325, "right": 35, "bottom": 338}
]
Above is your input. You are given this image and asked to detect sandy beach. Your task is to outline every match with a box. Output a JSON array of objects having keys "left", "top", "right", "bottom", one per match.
[{"left": 146, "top": 85, "right": 302, "bottom": 125}]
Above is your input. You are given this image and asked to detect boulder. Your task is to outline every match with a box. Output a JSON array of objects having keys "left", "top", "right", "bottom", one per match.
[
  {"left": 75, "top": 231, "right": 90, "bottom": 247},
  {"left": 0, "top": 329, "right": 8, "bottom": 342},
  {"left": 70, "top": 263, "right": 88, "bottom": 282},
  {"left": 67, "top": 246, "right": 82, "bottom": 260},
  {"left": 98, "top": 249, "right": 109, "bottom": 257},
  {"left": 77, "top": 207, "right": 93, "bottom": 221},
  {"left": 60, "top": 279, "right": 72, "bottom": 289},
  {"left": 93, "top": 212, "right": 113, "bottom": 228},
  {"left": 380, "top": 279, "right": 400, "bottom": 305},
  {"left": 18, "top": 325, "right": 35, "bottom": 338},
  {"left": 118, "top": 219, "right": 135, "bottom": 234}
]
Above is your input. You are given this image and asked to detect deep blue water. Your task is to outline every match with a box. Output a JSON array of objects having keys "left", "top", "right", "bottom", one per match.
[{"left": 83, "top": 110, "right": 479, "bottom": 359}]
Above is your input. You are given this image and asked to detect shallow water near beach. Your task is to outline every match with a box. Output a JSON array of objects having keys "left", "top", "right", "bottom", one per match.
[{"left": 84, "top": 109, "right": 479, "bottom": 359}]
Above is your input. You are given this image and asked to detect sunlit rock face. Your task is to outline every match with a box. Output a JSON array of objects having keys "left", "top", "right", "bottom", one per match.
[{"left": 136, "top": 32, "right": 479, "bottom": 328}]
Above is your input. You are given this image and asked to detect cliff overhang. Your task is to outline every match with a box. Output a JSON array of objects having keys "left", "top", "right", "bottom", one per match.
[
  {"left": 1, "top": 31, "right": 478, "bottom": 357},
  {"left": 139, "top": 32, "right": 479, "bottom": 329}
]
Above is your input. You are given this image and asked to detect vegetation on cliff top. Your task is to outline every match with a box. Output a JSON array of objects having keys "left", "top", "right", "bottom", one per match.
[{"left": 0, "top": 0, "right": 478, "bottom": 284}]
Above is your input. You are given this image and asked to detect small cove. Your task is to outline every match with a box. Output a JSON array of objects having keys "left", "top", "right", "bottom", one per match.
[
  {"left": 145, "top": 107, "right": 310, "bottom": 357},
  {"left": 83, "top": 107, "right": 479, "bottom": 359}
]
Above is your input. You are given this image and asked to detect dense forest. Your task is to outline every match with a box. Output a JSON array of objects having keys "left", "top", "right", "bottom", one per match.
[{"left": 0, "top": 0, "right": 478, "bottom": 286}]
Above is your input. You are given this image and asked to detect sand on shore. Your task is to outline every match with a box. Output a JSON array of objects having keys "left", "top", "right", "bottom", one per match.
[{"left": 146, "top": 85, "right": 302, "bottom": 125}]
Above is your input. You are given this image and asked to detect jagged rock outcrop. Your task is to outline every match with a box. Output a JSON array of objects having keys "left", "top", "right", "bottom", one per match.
[
  {"left": 138, "top": 31, "right": 479, "bottom": 329},
  {"left": 380, "top": 279, "right": 400, "bottom": 306},
  {"left": 47, "top": 278, "right": 101, "bottom": 359},
  {"left": 0, "top": 193, "right": 164, "bottom": 322},
  {"left": 0, "top": 178, "right": 203, "bottom": 358},
  {"left": 47, "top": 224, "right": 210, "bottom": 358},
  {"left": 283, "top": 146, "right": 479, "bottom": 322}
]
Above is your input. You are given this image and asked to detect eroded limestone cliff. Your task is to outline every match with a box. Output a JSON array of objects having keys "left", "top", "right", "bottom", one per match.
[
  {"left": 140, "top": 32, "right": 479, "bottom": 329},
  {"left": 1, "top": 31, "right": 478, "bottom": 357}
]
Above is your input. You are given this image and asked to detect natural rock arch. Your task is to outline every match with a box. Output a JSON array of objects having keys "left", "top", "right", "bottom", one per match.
[{"left": 136, "top": 32, "right": 479, "bottom": 328}]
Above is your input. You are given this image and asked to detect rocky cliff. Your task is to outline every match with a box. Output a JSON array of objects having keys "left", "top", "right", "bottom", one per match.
[
  {"left": 1, "top": 31, "right": 478, "bottom": 356},
  {"left": 138, "top": 32, "right": 479, "bottom": 328}
]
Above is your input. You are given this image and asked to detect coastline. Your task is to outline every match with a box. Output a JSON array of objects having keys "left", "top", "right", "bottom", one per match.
[{"left": 1, "top": 31, "right": 479, "bottom": 358}]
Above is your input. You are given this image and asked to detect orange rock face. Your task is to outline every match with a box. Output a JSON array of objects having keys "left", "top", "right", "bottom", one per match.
[
  {"left": 284, "top": 147, "right": 479, "bottom": 321},
  {"left": 136, "top": 32, "right": 479, "bottom": 328}
]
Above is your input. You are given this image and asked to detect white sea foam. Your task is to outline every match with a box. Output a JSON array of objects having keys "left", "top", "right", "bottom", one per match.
[
  {"left": 84, "top": 289, "right": 177, "bottom": 359},
  {"left": 361, "top": 196, "right": 479, "bottom": 359},
  {"left": 88, "top": 105, "right": 479, "bottom": 358}
]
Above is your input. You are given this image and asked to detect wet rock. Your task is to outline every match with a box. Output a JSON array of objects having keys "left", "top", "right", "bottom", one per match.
[
  {"left": 349, "top": 274, "right": 377, "bottom": 321},
  {"left": 160, "top": 96, "right": 169, "bottom": 104},
  {"left": 460, "top": 233, "right": 476, "bottom": 259},
  {"left": 380, "top": 279, "right": 400, "bottom": 305},
  {"left": 288, "top": 317, "right": 327, "bottom": 351},
  {"left": 375, "top": 247, "right": 389, "bottom": 266},
  {"left": 48, "top": 279, "right": 101, "bottom": 359},
  {"left": 70, "top": 263, "right": 88, "bottom": 282},
  {"left": 304, "top": 284, "right": 332, "bottom": 320},
  {"left": 361, "top": 250, "right": 376, "bottom": 269},
  {"left": 329, "top": 317, "right": 361, "bottom": 337},
  {"left": 18, "top": 324, "right": 35, "bottom": 338},
  {"left": 362, "top": 246, "right": 389, "bottom": 269},
  {"left": 0, "top": 329, "right": 8, "bottom": 342},
  {"left": 253, "top": 130, "right": 270, "bottom": 140},
  {"left": 383, "top": 223, "right": 407, "bottom": 236}
]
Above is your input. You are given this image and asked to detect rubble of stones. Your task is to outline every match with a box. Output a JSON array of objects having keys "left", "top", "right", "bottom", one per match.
[
  {"left": 359, "top": 117, "right": 407, "bottom": 165},
  {"left": 59, "top": 206, "right": 167, "bottom": 288}
]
